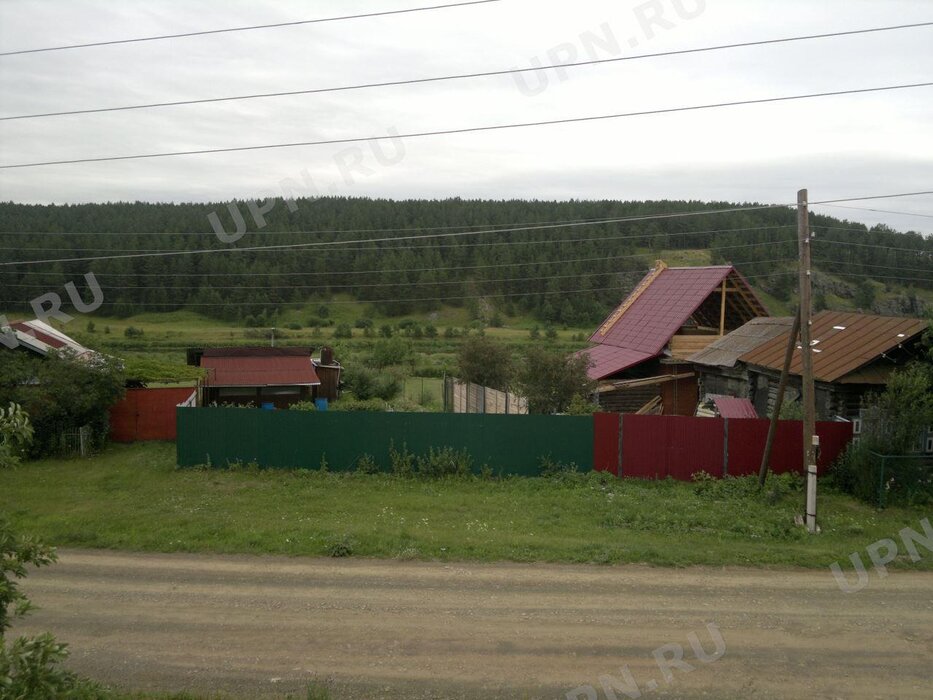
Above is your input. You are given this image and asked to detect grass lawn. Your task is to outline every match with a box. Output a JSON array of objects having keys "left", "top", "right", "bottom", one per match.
[{"left": 2, "top": 443, "right": 930, "bottom": 570}]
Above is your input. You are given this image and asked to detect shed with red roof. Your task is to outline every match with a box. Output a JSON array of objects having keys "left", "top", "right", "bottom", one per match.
[{"left": 193, "top": 347, "right": 322, "bottom": 409}]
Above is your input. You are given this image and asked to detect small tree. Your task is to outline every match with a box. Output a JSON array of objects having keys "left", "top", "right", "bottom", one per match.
[
  {"left": 371, "top": 337, "right": 411, "bottom": 369},
  {"left": 514, "top": 347, "right": 595, "bottom": 414},
  {"left": 866, "top": 363, "right": 933, "bottom": 453},
  {"left": 0, "top": 403, "right": 33, "bottom": 469},
  {"left": 456, "top": 336, "right": 513, "bottom": 390},
  {"left": 834, "top": 361, "right": 933, "bottom": 504},
  {"left": 1, "top": 520, "right": 102, "bottom": 696},
  {"left": 0, "top": 351, "right": 125, "bottom": 456}
]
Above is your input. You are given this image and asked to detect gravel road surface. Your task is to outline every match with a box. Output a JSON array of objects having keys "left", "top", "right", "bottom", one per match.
[{"left": 14, "top": 550, "right": 933, "bottom": 699}]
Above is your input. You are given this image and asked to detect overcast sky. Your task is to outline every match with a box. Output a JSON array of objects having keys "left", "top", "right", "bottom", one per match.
[{"left": 0, "top": 0, "right": 931, "bottom": 233}]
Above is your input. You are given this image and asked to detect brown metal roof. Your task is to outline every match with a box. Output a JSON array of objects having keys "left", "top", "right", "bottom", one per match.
[
  {"left": 740, "top": 311, "right": 929, "bottom": 383},
  {"left": 690, "top": 317, "right": 794, "bottom": 368}
]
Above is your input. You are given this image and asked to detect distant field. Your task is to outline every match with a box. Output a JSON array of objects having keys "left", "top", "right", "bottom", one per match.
[{"left": 2, "top": 443, "right": 930, "bottom": 570}]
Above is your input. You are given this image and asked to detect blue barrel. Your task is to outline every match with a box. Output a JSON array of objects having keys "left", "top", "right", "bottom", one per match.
[
  {"left": 314, "top": 398, "right": 328, "bottom": 411},
  {"left": 261, "top": 402, "right": 276, "bottom": 411}
]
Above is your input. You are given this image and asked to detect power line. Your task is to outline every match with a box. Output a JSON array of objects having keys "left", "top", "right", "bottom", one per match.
[
  {"left": 3, "top": 82, "right": 931, "bottom": 170},
  {"left": 2, "top": 191, "right": 928, "bottom": 266},
  {"left": 818, "top": 203, "right": 933, "bottom": 219},
  {"left": 0, "top": 270, "right": 799, "bottom": 307},
  {"left": 816, "top": 259, "right": 933, "bottom": 274},
  {"left": 811, "top": 270, "right": 933, "bottom": 283},
  {"left": 4, "top": 21, "right": 930, "bottom": 121},
  {"left": 0, "top": 253, "right": 796, "bottom": 294},
  {"left": 0, "top": 252, "right": 799, "bottom": 290},
  {"left": 0, "top": 219, "right": 792, "bottom": 238},
  {"left": 813, "top": 192, "right": 933, "bottom": 205},
  {"left": 0, "top": 234, "right": 796, "bottom": 277},
  {"left": 0, "top": 223, "right": 796, "bottom": 254},
  {"left": 815, "top": 238, "right": 933, "bottom": 254},
  {"left": 0, "top": 0, "right": 502, "bottom": 57},
  {"left": 0, "top": 205, "right": 798, "bottom": 266},
  {"left": 0, "top": 224, "right": 884, "bottom": 238}
]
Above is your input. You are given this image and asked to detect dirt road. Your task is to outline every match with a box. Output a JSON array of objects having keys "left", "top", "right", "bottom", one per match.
[{"left": 13, "top": 550, "right": 933, "bottom": 699}]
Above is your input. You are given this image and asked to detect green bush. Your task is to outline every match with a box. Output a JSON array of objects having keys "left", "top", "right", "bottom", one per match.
[
  {"left": 326, "top": 535, "right": 354, "bottom": 558},
  {"left": 1, "top": 520, "right": 105, "bottom": 697},
  {"left": 331, "top": 395, "right": 385, "bottom": 412},
  {"left": 831, "top": 363, "right": 933, "bottom": 506},
  {"left": 123, "top": 326, "right": 144, "bottom": 338},
  {"left": 332, "top": 323, "right": 352, "bottom": 339},
  {"left": 539, "top": 455, "right": 580, "bottom": 479},
  {"left": 0, "top": 403, "right": 33, "bottom": 470},
  {"left": 370, "top": 337, "right": 411, "bottom": 369},
  {"left": 389, "top": 442, "right": 415, "bottom": 476},
  {"left": 354, "top": 454, "right": 380, "bottom": 474},
  {"left": 692, "top": 471, "right": 803, "bottom": 502},
  {"left": 415, "top": 446, "right": 472, "bottom": 478},
  {"left": 0, "top": 353, "right": 124, "bottom": 457},
  {"left": 833, "top": 445, "right": 931, "bottom": 507},
  {"left": 341, "top": 367, "right": 401, "bottom": 401}
]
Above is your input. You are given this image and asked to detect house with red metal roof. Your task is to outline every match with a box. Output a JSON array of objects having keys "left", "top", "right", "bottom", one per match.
[
  {"left": 189, "top": 347, "right": 323, "bottom": 409},
  {"left": 581, "top": 260, "right": 768, "bottom": 414}
]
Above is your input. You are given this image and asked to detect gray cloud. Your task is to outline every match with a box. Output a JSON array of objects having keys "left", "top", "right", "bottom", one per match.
[{"left": 0, "top": 0, "right": 930, "bottom": 233}]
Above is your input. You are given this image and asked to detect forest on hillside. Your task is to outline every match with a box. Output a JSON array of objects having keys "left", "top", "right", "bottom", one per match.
[{"left": 1, "top": 198, "right": 930, "bottom": 324}]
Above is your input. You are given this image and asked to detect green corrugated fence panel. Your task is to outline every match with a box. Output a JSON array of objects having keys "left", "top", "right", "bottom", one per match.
[{"left": 176, "top": 407, "right": 593, "bottom": 475}]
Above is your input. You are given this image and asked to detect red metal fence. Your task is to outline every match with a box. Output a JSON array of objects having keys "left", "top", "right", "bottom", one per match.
[
  {"left": 594, "top": 414, "right": 853, "bottom": 480},
  {"left": 110, "top": 388, "right": 195, "bottom": 442}
]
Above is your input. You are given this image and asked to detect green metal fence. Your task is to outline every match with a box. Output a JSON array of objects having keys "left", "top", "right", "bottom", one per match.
[
  {"left": 176, "top": 407, "right": 594, "bottom": 476},
  {"left": 869, "top": 451, "right": 933, "bottom": 508}
]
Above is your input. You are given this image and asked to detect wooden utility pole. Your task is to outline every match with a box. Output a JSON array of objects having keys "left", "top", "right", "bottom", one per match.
[
  {"left": 757, "top": 309, "right": 801, "bottom": 489},
  {"left": 797, "top": 189, "right": 819, "bottom": 534}
]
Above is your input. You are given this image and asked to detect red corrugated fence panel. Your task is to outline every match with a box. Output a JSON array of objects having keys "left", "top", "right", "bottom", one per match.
[
  {"left": 667, "top": 416, "right": 724, "bottom": 480},
  {"left": 726, "top": 419, "right": 854, "bottom": 477},
  {"left": 110, "top": 388, "right": 195, "bottom": 442},
  {"left": 593, "top": 413, "right": 620, "bottom": 475},
  {"left": 621, "top": 415, "right": 724, "bottom": 480},
  {"left": 815, "top": 421, "right": 854, "bottom": 470},
  {"left": 109, "top": 391, "right": 138, "bottom": 442}
]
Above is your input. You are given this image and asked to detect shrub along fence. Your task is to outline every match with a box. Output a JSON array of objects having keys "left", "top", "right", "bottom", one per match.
[{"left": 176, "top": 407, "right": 594, "bottom": 476}]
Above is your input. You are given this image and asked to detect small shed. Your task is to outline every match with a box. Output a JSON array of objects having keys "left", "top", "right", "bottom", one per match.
[{"left": 191, "top": 347, "right": 321, "bottom": 409}]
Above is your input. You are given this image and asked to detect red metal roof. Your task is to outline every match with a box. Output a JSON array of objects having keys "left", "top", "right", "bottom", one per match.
[
  {"left": 580, "top": 344, "right": 656, "bottom": 381},
  {"left": 201, "top": 355, "right": 320, "bottom": 387},
  {"left": 11, "top": 322, "right": 67, "bottom": 348},
  {"left": 712, "top": 396, "right": 758, "bottom": 419},
  {"left": 590, "top": 266, "right": 734, "bottom": 353}
]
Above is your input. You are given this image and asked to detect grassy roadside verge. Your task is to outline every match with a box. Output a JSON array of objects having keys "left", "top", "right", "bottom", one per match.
[{"left": 1, "top": 443, "right": 930, "bottom": 570}]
